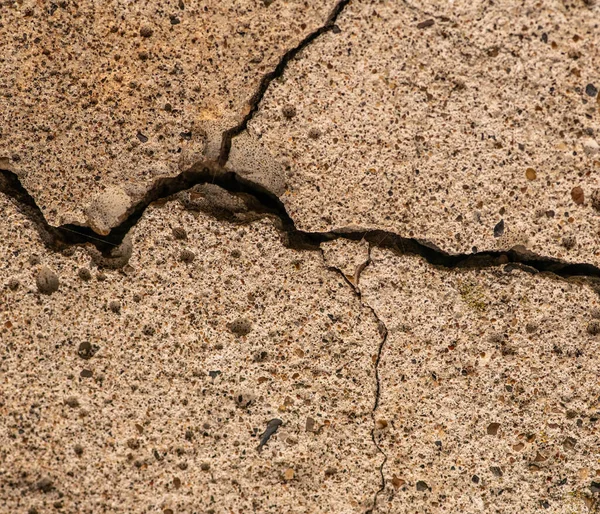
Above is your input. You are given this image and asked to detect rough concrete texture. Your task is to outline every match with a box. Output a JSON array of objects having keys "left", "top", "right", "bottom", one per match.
[
  {"left": 0, "top": 0, "right": 335, "bottom": 228},
  {"left": 0, "top": 193, "right": 382, "bottom": 513},
  {"left": 241, "top": 0, "right": 600, "bottom": 265},
  {"left": 361, "top": 249, "right": 600, "bottom": 513},
  {"left": 322, "top": 238, "right": 370, "bottom": 285},
  {"left": 3, "top": 0, "right": 600, "bottom": 512}
]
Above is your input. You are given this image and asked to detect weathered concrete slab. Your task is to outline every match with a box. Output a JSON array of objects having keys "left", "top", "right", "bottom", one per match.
[
  {"left": 360, "top": 248, "right": 600, "bottom": 512},
  {"left": 0, "top": 194, "right": 382, "bottom": 513},
  {"left": 240, "top": 0, "right": 600, "bottom": 265},
  {"left": 0, "top": 0, "right": 335, "bottom": 228},
  {"left": 3, "top": 0, "right": 600, "bottom": 512}
]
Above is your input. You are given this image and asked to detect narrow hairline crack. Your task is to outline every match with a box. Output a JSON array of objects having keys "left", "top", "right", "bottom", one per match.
[
  {"left": 0, "top": 1, "right": 594, "bottom": 510},
  {"left": 217, "top": 0, "right": 351, "bottom": 166},
  {"left": 321, "top": 247, "right": 388, "bottom": 513}
]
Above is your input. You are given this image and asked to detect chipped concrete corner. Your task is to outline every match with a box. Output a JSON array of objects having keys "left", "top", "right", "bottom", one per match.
[{"left": 1, "top": 0, "right": 600, "bottom": 513}]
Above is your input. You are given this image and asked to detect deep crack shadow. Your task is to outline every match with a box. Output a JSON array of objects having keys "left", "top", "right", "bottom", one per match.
[
  {"left": 3, "top": 165, "right": 600, "bottom": 282},
  {"left": 1, "top": 0, "right": 593, "bottom": 510}
]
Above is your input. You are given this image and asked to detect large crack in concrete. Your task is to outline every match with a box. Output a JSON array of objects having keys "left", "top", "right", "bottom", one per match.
[
  {"left": 3, "top": 163, "right": 600, "bottom": 281},
  {"left": 4, "top": 151, "right": 600, "bottom": 514},
  {"left": 2, "top": 2, "right": 600, "bottom": 509}
]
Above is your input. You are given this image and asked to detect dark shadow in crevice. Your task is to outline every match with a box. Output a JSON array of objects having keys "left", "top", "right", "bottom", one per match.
[{"left": 3, "top": 166, "right": 600, "bottom": 282}]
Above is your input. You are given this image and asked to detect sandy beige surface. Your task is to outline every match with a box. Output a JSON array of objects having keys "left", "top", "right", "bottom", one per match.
[
  {"left": 361, "top": 250, "right": 600, "bottom": 513},
  {"left": 2, "top": 0, "right": 600, "bottom": 512},
  {"left": 1, "top": 195, "right": 382, "bottom": 513},
  {"left": 0, "top": 0, "right": 335, "bottom": 228},
  {"left": 240, "top": 0, "right": 600, "bottom": 266}
]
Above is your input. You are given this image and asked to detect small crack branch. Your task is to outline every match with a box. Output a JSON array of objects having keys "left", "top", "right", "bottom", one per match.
[
  {"left": 321, "top": 248, "right": 388, "bottom": 513},
  {"left": 218, "top": 0, "right": 350, "bottom": 165}
]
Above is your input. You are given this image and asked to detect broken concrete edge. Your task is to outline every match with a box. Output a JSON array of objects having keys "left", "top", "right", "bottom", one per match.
[
  {"left": 3, "top": 162, "right": 600, "bottom": 287},
  {"left": 1, "top": 0, "right": 598, "bottom": 281},
  {"left": 0, "top": 0, "right": 350, "bottom": 239}
]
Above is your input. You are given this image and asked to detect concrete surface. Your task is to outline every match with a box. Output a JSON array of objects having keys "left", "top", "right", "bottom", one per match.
[
  {"left": 361, "top": 250, "right": 600, "bottom": 513},
  {"left": 0, "top": 0, "right": 335, "bottom": 228},
  {"left": 2, "top": 0, "right": 600, "bottom": 512},
  {"left": 241, "top": 0, "right": 600, "bottom": 266},
  {"left": 0, "top": 194, "right": 382, "bottom": 513}
]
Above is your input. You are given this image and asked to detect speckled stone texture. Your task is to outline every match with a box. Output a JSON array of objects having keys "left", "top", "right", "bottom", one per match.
[
  {"left": 3, "top": 0, "right": 600, "bottom": 512},
  {"left": 239, "top": 0, "right": 600, "bottom": 265},
  {"left": 360, "top": 249, "right": 600, "bottom": 513},
  {"left": 0, "top": 194, "right": 382, "bottom": 513},
  {"left": 0, "top": 0, "right": 335, "bottom": 228}
]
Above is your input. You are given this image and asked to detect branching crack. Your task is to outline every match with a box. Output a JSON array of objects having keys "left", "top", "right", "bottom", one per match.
[
  {"left": 2, "top": 1, "right": 597, "bottom": 511},
  {"left": 2, "top": 0, "right": 599, "bottom": 282},
  {"left": 322, "top": 248, "right": 388, "bottom": 513}
]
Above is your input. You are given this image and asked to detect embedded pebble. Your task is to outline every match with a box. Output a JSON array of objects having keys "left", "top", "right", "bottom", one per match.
[
  {"left": 140, "top": 25, "right": 154, "bottom": 38},
  {"left": 78, "top": 268, "right": 92, "bottom": 281},
  {"left": 77, "top": 341, "right": 95, "bottom": 360},
  {"left": 35, "top": 477, "right": 53, "bottom": 493},
  {"left": 64, "top": 396, "right": 80, "bottom": 408},
  {"left": 281, "top": 104, "right": 297, "bottom": 119},
  {"left": 180, "top": 249, "right": 196, "bottom": 263},
  {"left": 571, "top": 186, "right": 585, "bottom": 205},
  {"left": 227, "top": 318, "right": 253, "bottom": 336},
  {"left": 172, "top": 227, "right": 188, "bottom": 240},
  {"left": 36, "top": 267, "right": 59, "bottom": 295}
]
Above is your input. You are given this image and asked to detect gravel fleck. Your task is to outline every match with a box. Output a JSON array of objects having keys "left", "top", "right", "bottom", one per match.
[
  {"left": 227, "top": 318, "right": 252, "bottom": 336},
  {"left": 78, "top": 268, "right": 92, "bottom": 281},
  {"left": 36, "top": 267, "right": 59, "bottom": 295},
  {"left": 140, "top": 25, "right": 154, "bottom": 37},
  {"left": 281, "top": 104, "right": 297, "bottom": 119}
]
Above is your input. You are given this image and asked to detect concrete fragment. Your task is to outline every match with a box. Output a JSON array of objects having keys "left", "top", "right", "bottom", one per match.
[
  {"left": 0, "top": 1, "right": 336, "bottom": 226},
  {"left": 84, "top": 186, "right": 131, "bottom": 236},
  {"left": 360, "top": 248, "right": 600, "bottom": 513},
  {"left": 0, "top": 193, "right": 382, "bottom": 512},
  {"left": 225, "top": 131, "right": 287, "bottom": 196}
]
